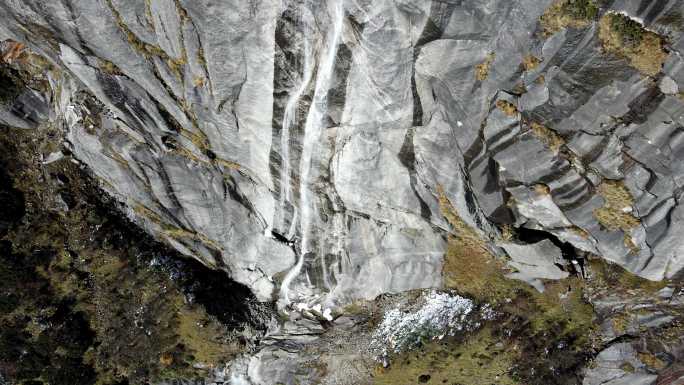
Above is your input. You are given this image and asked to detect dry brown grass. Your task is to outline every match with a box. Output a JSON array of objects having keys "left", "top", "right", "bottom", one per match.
[
  {"left": 1, "top": 40, "right": 25, "bottom": 63},
  {"left": 598, "top": 13, "right": 668, "bottom": 76},
  {"left": 522, "top": 54, "right": 541, "bottom": 71},
  {"left": 637, "top": 352, "right": 667, "bottom": 370},
  {"left": 437, "top": 186, "right": 519, "bottom": 303},
  {"left": 623, "top": 234, "right": 640, "bottom": 255},
  {"left": 193, "top": 76, "right": 205, "bottom": 88},
  {"left": 587, "top": 258, "right": 668, "bottom": 294},
  {"left": 373, "top": 327, "right": 520, "bottom": 385},
  {"left": 475, "top": 53, "right": 495, "bottom": 81},
  {"left": 98, "top": 58, "right": 123, "bottom": 76},
  {"left": 436, "top": 186, "right": 598, "bottom": 359},
  {"left": 593, "top": 180, "right": 640, "bottom": 232},
  {"left": 540, "top": 0, "right": 597, "bottom": 35},
  {"left": 530, "top": 122, "right": 565, "bottom": 153}
]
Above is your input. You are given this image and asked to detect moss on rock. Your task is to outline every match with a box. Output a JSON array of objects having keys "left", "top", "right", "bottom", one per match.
[
  {"left": 598, "top": 13, "right": 668, "bottom": 76},
  {"left": 540, "top": 0, "right": 599, "bottom": 35},
  {"left": 593, "top": 180, "right": 640, "bottom": 232}
]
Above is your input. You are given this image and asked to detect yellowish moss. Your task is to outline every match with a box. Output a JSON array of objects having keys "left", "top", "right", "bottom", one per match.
[
  {"left": 496, "top": 99, "right": 518, "bottom": 117},
  {"left": 134, "top": 202, "right": 223, "bottom": 252},
  {"left": 197, "top": 46, "right": 207, "bottom": 68},
  {"left": 475, "top": 53, "right": 495, "bottom": 81},
  {"left": 637, "top": 352, "right": 667, "bottom": 370},
  {"left": 593, "top": 180, "right": 640, "bottom": 232},
  {"left": 216, "top": 157, "right": 242, "bottom": 170},
  {"left": 98, "top": 58, "right": 123, "bottom": 76},
  {"left": 373, "top": 327, "right": 520, "bottom": 385},
  {"left": 0, "top": 40, "right": 25, "bottom": 63},
  {"left": 530, "top": 121, "right": 565, "bottom": 153},
  {"left": 540, "top": 0, "right": 598, "bottom": 35},
  {"left": 143, "top": 0, "right": 154, "bottom": 28},
  {"left": 133, "top": 202, "right": 164, "bottom": 224},
  {"left": 172, "top": 146, "right": 211, "bottom": 165},
  {"left": 598, "top": 13, "right": 668, "bottom": 76},
  {"left": 159, "top": 353, "right": 174, "bottom": 367}
]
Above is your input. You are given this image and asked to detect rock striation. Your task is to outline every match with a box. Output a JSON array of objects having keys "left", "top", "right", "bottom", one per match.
[
  {"left": 3, "top": 0, "right": 683, "bottom": 311},
  {"left": 1, "top": 0, "right": 684, "bottom": 383}
]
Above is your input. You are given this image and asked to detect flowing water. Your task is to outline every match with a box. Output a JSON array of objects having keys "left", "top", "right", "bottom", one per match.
[{"left": 279, "top": 0, "right": 345, "bottom": 308}]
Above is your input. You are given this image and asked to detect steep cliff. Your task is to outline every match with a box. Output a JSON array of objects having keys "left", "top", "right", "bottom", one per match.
[{"left": 1, "top": 0, "right": 684, "bottom": 384}]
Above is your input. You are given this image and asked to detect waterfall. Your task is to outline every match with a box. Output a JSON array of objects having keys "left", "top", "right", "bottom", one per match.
[
  {"left": 279, "top": 7, "right": 314, "bottom": 239},
  {"left": 279, "top": 0, "right": 345, "bottom": 309}
]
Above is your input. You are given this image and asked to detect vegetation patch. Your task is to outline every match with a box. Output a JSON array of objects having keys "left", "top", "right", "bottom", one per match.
[
  {"left": 593, "top": 179, "right": 640, "bottom": 232},
  {"left": 598, "top": 12, "right": 668, "bottom": 76},
  {"left": 496, "top": 99, "right": 518, "bottom": 117},
  {"left": 540, "top": 0, "right": 599, "bottom": 35},
  {"left": 586, "top": 258, "right": 668, "bottom": 294},
  {"left": 475, "top": 53, "right": 495, "bottom": 81},
  {"left": 522, "top": 54, "right": 541, "bottom": 71},
  {"left": 373, "top": 327, "right": 519, "bottom": 385},
  {"left": 97, "top": 58, "right": 123, "bottom": 76},
  {"left": 104, "top": 0, "right": 187, "bottom": 80},
  {"left": 436, "top": 188, "right": 598, "bottom": 384},
  {"left": 530, "top": 121, "right": 565, "bottom": 153},
  {"left": 436, "top": 186, "right": 518, "bottom": 304}
]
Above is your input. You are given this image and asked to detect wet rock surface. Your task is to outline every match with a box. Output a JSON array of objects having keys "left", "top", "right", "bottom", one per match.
[{"left": 0, "top": 0, "right": 683, "bottom": 384}]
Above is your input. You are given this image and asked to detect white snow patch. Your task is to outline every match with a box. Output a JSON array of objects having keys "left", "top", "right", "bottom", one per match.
[
  {"left": 371, "top": 291, "right": 475, "bottom": 359},
  {"left": 322, "top": 308, "right": 333, "bottom": 321}
]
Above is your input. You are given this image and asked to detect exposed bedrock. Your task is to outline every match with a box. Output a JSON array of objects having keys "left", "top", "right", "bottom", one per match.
[{"left": 1, "top": 0, "right": 683, "bottom": 314}]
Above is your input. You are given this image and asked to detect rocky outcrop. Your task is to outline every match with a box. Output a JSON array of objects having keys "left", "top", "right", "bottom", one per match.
[
  {"left": 1, "top": 0, "right": 684, "bottom": 384},
  {"left": 1, "top": 0, "right": 682, "bottom": 311}
]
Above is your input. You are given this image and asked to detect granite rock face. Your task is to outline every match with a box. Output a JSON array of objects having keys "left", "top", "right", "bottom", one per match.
[
  {"left": 1, "top": 0, "right": 684, "bottom": 383},
  {"left": 3, "top": 0, "right": 683, "bottom": 308}
]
